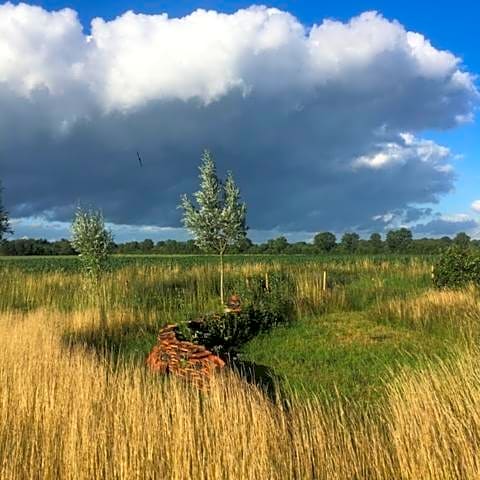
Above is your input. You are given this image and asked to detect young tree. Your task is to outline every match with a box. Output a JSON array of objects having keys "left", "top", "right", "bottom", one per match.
[
  {"left": 0, "top": 180, "right": 13, "bottom": 241},
  {"left": 71, "top": 206, "right": 113, "bottom": 282},
  {"left": 180, "top": 150, "right": 247, "bottom": 305}
]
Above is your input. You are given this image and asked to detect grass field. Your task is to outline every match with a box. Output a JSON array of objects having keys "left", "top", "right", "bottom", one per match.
[{"left": 1, "top": 254, "right": 479, "bottom": 478}]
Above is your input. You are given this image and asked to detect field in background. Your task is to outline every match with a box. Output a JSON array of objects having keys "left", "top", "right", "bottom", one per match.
[
  {"left": 0, "top": 253, "right": 435, "bottom": 272},
  {"left": 1, "top": 254, "right": 479, "bottom": 478}
]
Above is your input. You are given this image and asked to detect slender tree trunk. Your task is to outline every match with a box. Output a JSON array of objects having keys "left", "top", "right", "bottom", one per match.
[{"left": 220, "top": 250, "right": 224, "bottom": 305}]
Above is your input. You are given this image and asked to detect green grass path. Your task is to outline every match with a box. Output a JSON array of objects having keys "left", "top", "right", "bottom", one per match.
[{"left": 241, "top": 310, "right": 451, "bottom": 403}]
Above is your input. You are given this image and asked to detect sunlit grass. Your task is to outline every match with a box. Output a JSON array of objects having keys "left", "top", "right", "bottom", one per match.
[
  {"left": 1, "top": 255, "right": 479, "bottom": 478},
  {"left": 241, "top": 311, "right": 453, "bottom": 402},
  {"left": 0, "top": 309, "right": 479, "bottom": 479},
  {"left": 374, "top": 285, "right": 480, "bottom": 340}
]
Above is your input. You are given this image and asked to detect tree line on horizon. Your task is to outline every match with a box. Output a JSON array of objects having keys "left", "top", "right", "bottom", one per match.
[
  {"left": 1, "top": 229, "right": 476, "bottom": 256},
  {"left": 1, "top": 160, "right": 476, "bottom": 258}
]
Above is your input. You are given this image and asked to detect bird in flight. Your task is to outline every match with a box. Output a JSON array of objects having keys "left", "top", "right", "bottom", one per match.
[{"left": 136, "top": 151, "right": 143, "bottom": 167}]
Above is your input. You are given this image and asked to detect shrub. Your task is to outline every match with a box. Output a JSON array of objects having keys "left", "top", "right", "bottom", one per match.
[
  {"left": 188, "top": 306, "right": 291, "bottom": 357},
  {"left": 187, "top": 273, "right": 295, "bottom": 356},
  {"left": 433, "top": 246, "right": 480, "bottom": 288},
  {"left": 229, "top": 271, "right": 294, "bottom": 306}
]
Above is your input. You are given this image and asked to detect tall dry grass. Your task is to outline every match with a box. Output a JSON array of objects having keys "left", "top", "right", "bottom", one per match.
[
  {"left": 0, "top": 258, "right": 431, "bottom": 320},
  {"left": 375, "top": 286, "right": 480, "bottom": 339},
  {"left": 1, "top": 308, "right": 479, "bottom": 479},
  {"left": 387, "top": 350, "right": 480, "bottom": 479}
]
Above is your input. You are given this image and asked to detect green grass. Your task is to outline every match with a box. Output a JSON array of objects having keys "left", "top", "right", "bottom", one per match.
[
  {"left": 241, "top": 311, "right": 452, "bottom": 403},
  {"left": 0, "top": 253, "right": 436, "bottom": 273}
]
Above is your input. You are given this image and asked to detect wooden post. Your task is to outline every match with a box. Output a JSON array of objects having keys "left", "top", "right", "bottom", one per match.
[
  {"left": 322, "top": 270, "right": 327, "bottom": 291},
  {"left": 220, "top": 252, "right": 224, "bottom": 305},
  {"left": 431, "top": 265, "right": 435, "bottom": 280},
  {"left": 265, "top": 272, "right": 270, "bottom": 292}
]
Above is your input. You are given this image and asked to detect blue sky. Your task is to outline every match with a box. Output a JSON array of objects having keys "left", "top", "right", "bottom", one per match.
[{"left": 2, "top": 1, "right": 479, "bottom": 241}]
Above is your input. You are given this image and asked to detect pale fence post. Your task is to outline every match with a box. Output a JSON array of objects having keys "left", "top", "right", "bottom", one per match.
[{"left": 323, "top": 270, "right": 327, "bottom": 291}]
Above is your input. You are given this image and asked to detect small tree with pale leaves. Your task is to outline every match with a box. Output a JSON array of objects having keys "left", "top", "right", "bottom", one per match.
[
  {"left": 71, "top": 206, "right": 113, "bottom": 282},
  {"left": 0, "top": 180, "right": 12, "bottom": 241},
  {"left": 180, "top": 150, "right": 247, "bottom": 305}
]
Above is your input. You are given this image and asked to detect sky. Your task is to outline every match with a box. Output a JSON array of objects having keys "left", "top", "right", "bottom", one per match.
[{"left": 1, "top": 0, "right": 479, "bottom": 243}]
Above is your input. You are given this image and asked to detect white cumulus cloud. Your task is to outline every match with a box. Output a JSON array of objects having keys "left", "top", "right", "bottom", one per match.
[
  {"left": 353, "top": 135, "right": 453, "bottom": 170},
  {"left": 471, "top": 200, "right": 480, "bottom": 213},
  {"left": 0, "top": 5, "right": 476, "bottom": 114}
]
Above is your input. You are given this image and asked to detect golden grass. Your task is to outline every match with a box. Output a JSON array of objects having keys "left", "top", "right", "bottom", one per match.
[
  {"left": 1, "top": 308, "right": 479, "bottom": 479},
  {"left": 375, "top": 286, "right": 480, "bottom": 338},
  {"left": 387, "top": 350, "right": 480, "bottom": 479}
]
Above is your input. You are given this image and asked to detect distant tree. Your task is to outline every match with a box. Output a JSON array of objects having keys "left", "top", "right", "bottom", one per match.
[
  {"left": 266, "top": 236, "right": 289, "bottom": 254},
  {"left": 117, "top": 241, "right": 139, "bottom": 254},
  {"left": 141, "top": 238, "right": 154, "bottom": 252},
  {"left": 180, "top": 150, "right": 247, "bottom": 305},
  {"left": 412, "top": 237, "right": 442, "bottom": 254},
  {"left": 471, "top": 239, "right": 480, "bottom": 250},
  {"left": 71, "top": 206, "right": 113, "bottom": 281},
  {"left": 369, "top": 232, "right": 383, "bottom": 254},
  {"left": 231, "top": 237, "right": 254, "bottom": 254},
  {"left": 340, "top": 232, "right": 360, "bottom": 253},
  {"left": 0, "top": 180, "right": 13, "bottom": 241},
  {"left": 439, "top": 236, "right": 452, "bottom": 249},
  {"left": 386, "top": 228, "right": 413, "bottom": 253},
  {"left": 53, "top": 239, "right": 75, "bottom": 255},
  {"left": 185, "top": 239, "right": 201, "bottom": 254},
  {"left": 287, "top": 241, "right": 311, "bottom": 254},
  {"left": 160, "top": 239, "right": 181, "bottom": 254},
  {"left": 242, "top": 237, "right": 254, "bottom": 253},
  {"left": 313, "top": 232, "right": 336, "bottom": 253},
  {"left": 453, "top": 232, "right": 470, "bottom": 250}
]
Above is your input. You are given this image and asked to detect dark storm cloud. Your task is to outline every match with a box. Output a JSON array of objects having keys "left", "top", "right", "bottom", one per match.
[
  {"left": 403, "top": 207, "right": 435, "bottom": 224},
  {"left": 413, "top": 217, "right": 479, "bottom": 236},
  {"left": 0, "top": 5, "right": 478, "bottom": 234}
]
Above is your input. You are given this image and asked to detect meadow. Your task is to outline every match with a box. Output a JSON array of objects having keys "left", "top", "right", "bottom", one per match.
[{"left": 1, "top": 254, "right": 479, "bottom": 479}]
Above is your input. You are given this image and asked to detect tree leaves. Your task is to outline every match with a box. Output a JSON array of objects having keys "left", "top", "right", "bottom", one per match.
[
  {"left": 180, "top": 150, "right": 247, "bottom": 255},
  {"left": 71, "top": 206, "right": 113, "bottom": 280},
  {"left": 0, "top": 180, "right": 12, "bottom": 241}
]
